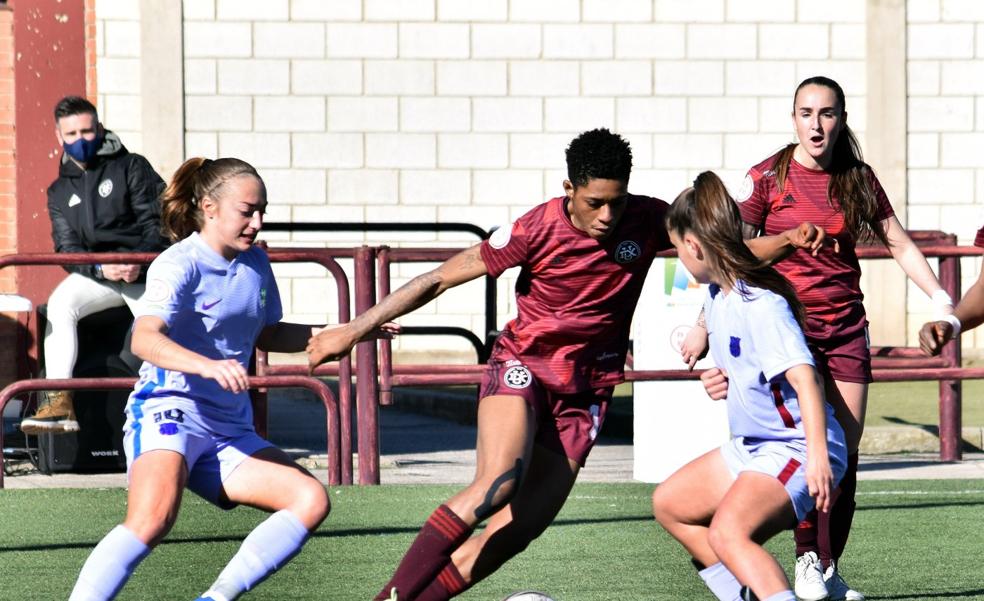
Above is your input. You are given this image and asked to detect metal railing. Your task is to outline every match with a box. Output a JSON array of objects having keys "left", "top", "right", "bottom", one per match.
[{"left": 0, "top": 375, "right": 340, "bottom": 488}]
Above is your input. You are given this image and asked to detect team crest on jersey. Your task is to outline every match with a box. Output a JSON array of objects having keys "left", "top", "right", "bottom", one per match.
[
  {"left": 736, "top": 174, "right": 754, "bottom": 203},
  {"left": 489, "top": 224, "right": 512, "bottom": 250},
  {"left": 730, "top": 336, "right": 741, "bottom": 357},
  {"left": 98, "top": 179, "right": 114, "bottom": 198},
  {"left": 614, "top": 240, "right": 641, "bottom": 264},
  {"left": 503, "top": 365, "right": 532, "bottom": 389},
  {"left": 142, "top": 278, "right": 173, "bottom": 307}
]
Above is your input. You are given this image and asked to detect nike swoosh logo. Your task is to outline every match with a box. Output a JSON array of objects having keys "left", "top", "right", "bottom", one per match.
[{"left": 203, "top": 299, "right": 221, "bottom": 310}]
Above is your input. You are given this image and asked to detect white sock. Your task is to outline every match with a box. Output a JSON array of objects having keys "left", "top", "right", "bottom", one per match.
[
  {"left": 69, "top": 525, "right": 150, "bottom": 601},
  {"left": 763, "top": 592, "right": 796, "bottom": 601},
  {"left": 201, "top": 510, "right": 309, "bottom": 601},
  {"left": 698, "top": 562, "right": 743, "bottom": 601}
]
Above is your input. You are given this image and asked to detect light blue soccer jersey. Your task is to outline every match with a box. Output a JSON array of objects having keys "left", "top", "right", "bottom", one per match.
[
  {"left": 126, "top": 233, "right": 283, "bottom": 436},
  {"left": 704, "top": 280, "right": 838, "bottom": 443}
]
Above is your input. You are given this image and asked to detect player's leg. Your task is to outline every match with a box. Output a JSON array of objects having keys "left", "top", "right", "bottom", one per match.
[
  {"left": 708, "top": 472, "right": 798, "bottom": 600},
  {"left": 652, "top": 447, "right": 743, "bottom": 600},
  {"left": 22, "top": 274, "right": 128, "bottom": 433},
  {"left": 413, "top": 443, "right": 580, "bottom": 601},
  {"left": 412, "top": 386, "right": 608, "bottom": 601},
  {"left": 796, "top": 324, "right": 867, "bottom": 601},
  {"left": 818, "top": 378, "right": 866, "bottom": 601},
  {"left": 69, "top": 449, "right": 188, "bottom": 601},
  {"left": 375, "top": 393, "right": 535, "bottom": 601},
  {"left": 195, "top": 444, "right": 329, "bottom": 601}
]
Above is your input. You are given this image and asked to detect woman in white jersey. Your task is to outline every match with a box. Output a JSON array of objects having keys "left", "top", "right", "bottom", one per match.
[
  {"left": 652, "top": 172, "right": 847, "bottom": 601},
  {"left": 69, "top": 157, "right": 392, "bottom": 601}
]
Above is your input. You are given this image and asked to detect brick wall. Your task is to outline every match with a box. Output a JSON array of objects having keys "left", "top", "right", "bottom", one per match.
[
  {"left": 0, "top": 6, "right": 13, "bottom": 294},
  {"left": 0, "top": 6, "right": 16, "bottom": 386}
]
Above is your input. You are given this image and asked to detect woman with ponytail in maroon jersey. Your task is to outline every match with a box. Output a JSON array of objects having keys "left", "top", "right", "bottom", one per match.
[{"left": 701, "top": 76, "right": 953, "bottom": 601}]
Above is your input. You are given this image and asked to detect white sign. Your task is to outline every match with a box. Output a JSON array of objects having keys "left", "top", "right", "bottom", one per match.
[{"left": 632, "top": 258, "right": 729, "bottom": 483}]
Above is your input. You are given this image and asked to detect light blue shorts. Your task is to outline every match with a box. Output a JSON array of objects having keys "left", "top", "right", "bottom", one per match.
[
  {"left": 720, "top": 436, "right": 846, "bottom": 522},
  {"left": 123, "top": 398, "right": 273, "bottom": 509}
]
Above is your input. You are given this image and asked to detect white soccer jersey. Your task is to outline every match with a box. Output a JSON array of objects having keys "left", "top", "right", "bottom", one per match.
[
  {"left": 704, "top": 280, "right": 837, "bottom": 442},
  {"left": 126, "top": 232, "right": 282, "bottom": 436}
]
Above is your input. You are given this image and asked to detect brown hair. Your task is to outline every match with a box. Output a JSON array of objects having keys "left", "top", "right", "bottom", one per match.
[
  {"left": 160, "top": 157, "right": 265, "bottom": 242},
  {"left": 667, "top": 171, "right": 806, "bottom": 327},
  {"left": 774, "top": 75, "right": 889, "bottom": 246}
]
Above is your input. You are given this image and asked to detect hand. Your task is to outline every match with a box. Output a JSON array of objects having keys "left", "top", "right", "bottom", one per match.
[
  {"left": 306, "top": 325, "right": 359, "bottom": 373},
  {"left": 806, "top": 454, "right": 834, "bottom": 514},
  {"left": 788, "top": 223, "right": 839, "bottom": 256},
  {"left": 101, "top": 263, "right": 142, "bottom": 283},
  {"left": 699, "top": 367, "right": 729, "bottom": 400},
  {"left": 918, "top": 320, "right": 952, "bottom": 356},
  {"left": 369, "top": 321, "right": 402, "bottom": 339},
  {"left": 199, "top": 358, "right": 250, "bottom": 393},
  {"left": 680, "top": 325, "right": 708, "bottom": 370}
]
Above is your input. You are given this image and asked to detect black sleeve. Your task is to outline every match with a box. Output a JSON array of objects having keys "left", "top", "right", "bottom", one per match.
[
  {"left": 126, "top": 154, "right": 167, "bottom": 252},
  {"left": 48, "top": 184, "right": 97, "bottom": 278}
]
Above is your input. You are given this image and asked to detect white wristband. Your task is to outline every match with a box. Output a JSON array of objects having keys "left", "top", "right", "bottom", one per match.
[
  {"left": 931, "top": 289, "right": 954, "bottom": 319},
  {"left": 941, "top": 314, "right": 962, "bottom": 338}
]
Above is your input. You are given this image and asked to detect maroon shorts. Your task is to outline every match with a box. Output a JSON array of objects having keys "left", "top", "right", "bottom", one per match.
[
  {"left": 479, "top": 357, "right": 611, "bottom": 467},
  {"left": 803, "top": 302, "right": 872, "bottom": 384}
]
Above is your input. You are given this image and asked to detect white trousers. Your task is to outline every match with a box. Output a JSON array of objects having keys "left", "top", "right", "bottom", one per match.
[{"left": 44, "top": 273, "right": 144, "bottom": 379}]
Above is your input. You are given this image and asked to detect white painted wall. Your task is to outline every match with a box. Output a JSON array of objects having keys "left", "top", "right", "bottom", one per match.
[{"left": 93, "top": 0, "right": 984, "bottom": 356}]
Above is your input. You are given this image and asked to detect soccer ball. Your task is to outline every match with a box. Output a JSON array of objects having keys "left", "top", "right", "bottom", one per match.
[{"left": 501, "top": 592, "right": 556, "bottom": 601}]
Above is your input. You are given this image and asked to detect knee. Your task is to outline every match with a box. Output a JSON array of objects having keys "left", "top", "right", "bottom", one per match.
[
  {"left": 706, "top": 518, "right": 740, "bottom": 560},
  {"left": 466, "top": 476, "right": 520, "bottom": 520},
  {"left": 651, "top": 487, "right": 675, "bottom": 527},
  {"left": 44, "top": 295, "right": 81, "bottom": 325},
  {"left": 291, "top": 477, "right": 331, "bottom": 529},
  {"left": 123, "top": 512, "right": 176, "bottom": 548}
]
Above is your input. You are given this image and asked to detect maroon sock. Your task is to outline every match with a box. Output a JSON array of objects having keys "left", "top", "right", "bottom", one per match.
[
  {"left": 414, "top": 563, "right": 469, "bottom": 601},
  {"left": 375, "top": 505, "right": 472, "bottom": 601},
  {"left": 816, "top": 485, "right": 842, "bottom": 568},
  {"left": 794, "top": 509, "right": 818, "bottom": 558},
  {"left": 825, "top": 452, "right": 859, "bottom": 565}
]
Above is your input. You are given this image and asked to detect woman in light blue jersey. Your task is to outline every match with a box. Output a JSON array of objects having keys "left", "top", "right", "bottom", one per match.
[
  {"left": 651, "top": 172, "right": 846, "bottom": 601},
  {"left": 69, "top": 157, "right": 393, "bottom": 601}
]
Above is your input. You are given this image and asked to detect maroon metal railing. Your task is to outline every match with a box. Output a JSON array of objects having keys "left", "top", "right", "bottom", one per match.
[
  {"left": 0, "top": 249, "right": 356, "bottom": 481},
  {"left": 362, "top": 232, "right": 981, "bottom": 482},
  {"left": 0, "top": 375, "right": 340, "bottom": 488}
]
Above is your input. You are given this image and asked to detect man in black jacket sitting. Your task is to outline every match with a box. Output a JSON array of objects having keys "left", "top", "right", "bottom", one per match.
[{"left": 21, "top": 96, "right": 167, "bottom": 435}]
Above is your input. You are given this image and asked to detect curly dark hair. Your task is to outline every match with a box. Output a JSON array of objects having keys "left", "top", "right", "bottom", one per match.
[{"left": 565, "top": 128, "right": 633, "bottom": 188}]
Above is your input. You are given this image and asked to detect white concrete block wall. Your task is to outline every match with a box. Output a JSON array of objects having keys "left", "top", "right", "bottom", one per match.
[
  {"left": 94, "top": 2, "right": 984, "bottom": 354},
  {"left": 905, "top": 2, "right": 984, "bottom": 349},
  {"left": 96, "top": 0, "right": 142, "bottom": 151}
]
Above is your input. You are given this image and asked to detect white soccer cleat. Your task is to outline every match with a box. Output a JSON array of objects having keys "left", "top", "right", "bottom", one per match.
[
  {"left": 823, "top": 562, "right": 863, "bottom": 601},
  {"left": 794, "top": 552, "right": 829, "bottom": 601}
]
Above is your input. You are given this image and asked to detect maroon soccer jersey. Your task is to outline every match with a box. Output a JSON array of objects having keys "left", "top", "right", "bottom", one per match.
[
  {"left": 975, "top": 225, "right": 984, "bottom": 248},
  {"left": 737, "top": 153, "right": 894, "bottom": 320},
  {"left": 480, "top": 194, "right": 672, "bottom": 393}
]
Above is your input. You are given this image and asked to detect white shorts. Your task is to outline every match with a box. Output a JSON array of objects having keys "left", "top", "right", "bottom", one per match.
[
  {"left": 123, "top": 398, "right": 273, "bottom": 509},
  {"left": 720, "top": 436, "right": 847, "bottom": 522}
]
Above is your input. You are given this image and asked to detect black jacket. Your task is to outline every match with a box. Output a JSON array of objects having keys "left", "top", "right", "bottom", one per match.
[{"left": 47, "top": 131, "right": 167, "bottom": 279}]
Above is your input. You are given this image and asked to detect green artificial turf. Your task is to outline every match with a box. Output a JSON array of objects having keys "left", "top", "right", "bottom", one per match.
[{"left": 2, "top": 480, "right": 983, "bottom": 600}]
